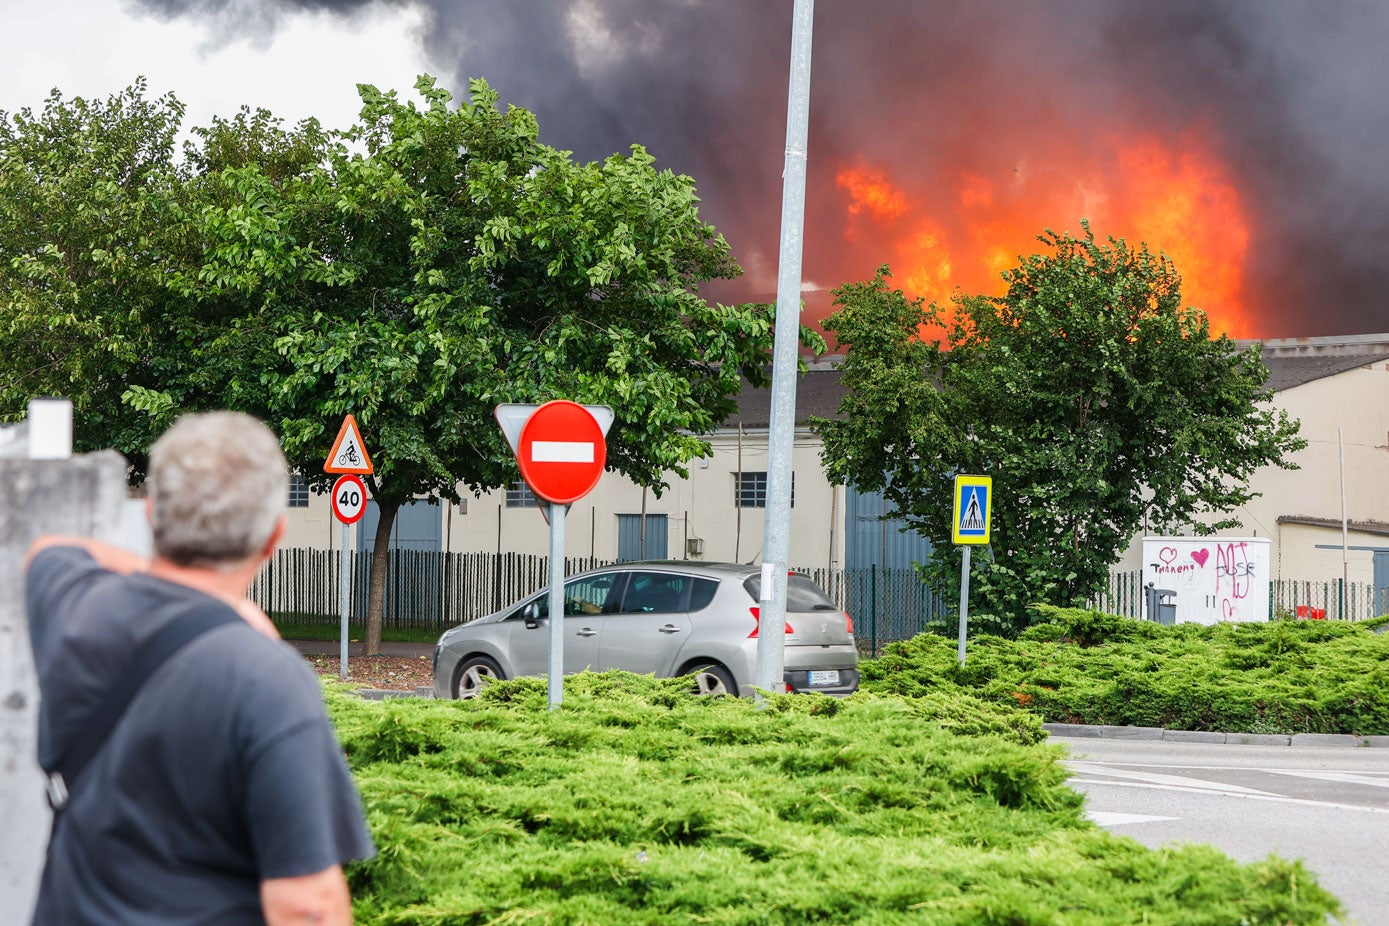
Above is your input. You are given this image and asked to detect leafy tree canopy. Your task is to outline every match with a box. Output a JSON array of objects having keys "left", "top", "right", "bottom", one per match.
[
  {"left": 0, "top": 79, "right": 190, "bottom": 462},
  {"left": 815, "top": 226, "right": 1304, "bottom": 625},
  {"left": 2, "top": 75, "right": 816, "bottom": 651}
]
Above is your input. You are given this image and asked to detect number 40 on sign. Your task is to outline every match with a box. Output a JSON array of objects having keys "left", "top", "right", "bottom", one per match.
[{"left": 331, "top": 474, "right": 368, "bottom": 524}]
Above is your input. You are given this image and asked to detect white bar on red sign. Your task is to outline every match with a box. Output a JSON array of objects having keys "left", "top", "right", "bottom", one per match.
[{"left": 531, "top": 441, "right": 594, "bottom": 463}]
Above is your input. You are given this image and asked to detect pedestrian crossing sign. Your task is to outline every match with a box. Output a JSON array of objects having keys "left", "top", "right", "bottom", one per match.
[{"left": 952, "top": 475, "right": 992, "bottom": 545}]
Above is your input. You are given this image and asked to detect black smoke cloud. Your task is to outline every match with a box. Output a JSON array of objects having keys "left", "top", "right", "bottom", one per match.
[{"left": 135, "top": 0, "right": 1389, "bottom": 338}]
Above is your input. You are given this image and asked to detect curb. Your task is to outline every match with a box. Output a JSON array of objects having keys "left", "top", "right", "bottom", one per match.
[
  {"left": 1044, "top": 722, "right": 1387, "bottom": 747},
  {"left": 356, "top": 687, "right": 437, "bottom": 701}
]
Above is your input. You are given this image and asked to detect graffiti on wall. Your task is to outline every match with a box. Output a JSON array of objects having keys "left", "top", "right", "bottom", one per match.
[{"left": 1141, "top": 537, "right": 1269, "bottom": 624}]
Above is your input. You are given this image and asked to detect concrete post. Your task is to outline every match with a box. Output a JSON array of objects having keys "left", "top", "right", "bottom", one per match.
[{"left": 0, "top": 445, "right": 127, "bottom": 918}]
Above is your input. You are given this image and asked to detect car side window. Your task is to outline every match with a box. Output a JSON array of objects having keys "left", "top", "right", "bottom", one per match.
[
  {"left": 530, "top": 573, "right": 623, "bottom": 619},
  {"left": 564, "top": 573, "right": 622, "bottom": 616},
  {"left": 688, "top": 578, "right": 718, "bottom": 612},
  {"left": 619, "top": 572, "right": 687, "bottom": 614}
]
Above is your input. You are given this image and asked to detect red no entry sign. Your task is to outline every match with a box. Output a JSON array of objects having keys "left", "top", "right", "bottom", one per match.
[
  {"left": 330, "top": 474, "right": 368, "bottom": 524},
  {"left": 516, "top": 400, "right": 608, "bottom": 505}
]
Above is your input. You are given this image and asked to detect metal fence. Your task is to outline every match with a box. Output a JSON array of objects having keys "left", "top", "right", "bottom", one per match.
[
  {"left": 250, "top": 550, "right": 1387, "bottom": 647},
  {"left": 1092, "top": 570, "right": 1389, "bottom": 622},
  {"left": 249, "top": 549, "right": 951, "bottom": 652},
  {"left": 249, "top": 549, "right": 611, "bottom": 629}
]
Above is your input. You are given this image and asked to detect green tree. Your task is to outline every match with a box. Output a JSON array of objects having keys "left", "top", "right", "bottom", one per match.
[
  {"left": 815, "top": 227, "right": 1304, "bottom": 626},
  {"left": 149, "top": 76, "right": 805, "bottom": 652},
  {"left": 3, "top": 76, "right": 809, "bottom": 654},
  {"left": 0, "top": 80, "right": 192, "bottom": 462}
]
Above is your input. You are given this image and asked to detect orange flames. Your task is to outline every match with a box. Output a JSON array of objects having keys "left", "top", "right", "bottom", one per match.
[{"left": 833, "top": 130, "right": 1252, "bottom": 338}]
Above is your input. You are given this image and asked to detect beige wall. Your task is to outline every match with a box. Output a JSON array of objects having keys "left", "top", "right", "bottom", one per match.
[
  {"left": 282, "top": 355, "right": 1389, "bottom": 587},
  {"left": 1226, "top": 360, "right": 1389, "bottom": 581},
  {"left": 285, "top": 429, "right": 846, "bottom": 569},
  {"left": 1116, "top": 358, "right": 1389, "bottom": 582},
  {"left": 280, "top": 486, "right": 361, "bottom": 551},
  {"left": 447, "top": 428, "right": 843, "bottom": 568}
]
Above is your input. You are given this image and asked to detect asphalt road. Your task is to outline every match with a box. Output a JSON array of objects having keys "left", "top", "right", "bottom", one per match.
[{"left": 1055, "top": 736, "right": 1389, "bottom": 926}]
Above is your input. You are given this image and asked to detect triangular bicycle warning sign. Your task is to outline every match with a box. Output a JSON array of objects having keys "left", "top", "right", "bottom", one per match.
[{"left": 323, "top": 414, "right": 374, "bottom": 474}]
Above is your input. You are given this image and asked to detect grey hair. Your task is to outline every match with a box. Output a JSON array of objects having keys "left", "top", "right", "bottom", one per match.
[{"left": 148, "top": 411, "right": 288, "bottom": 569}]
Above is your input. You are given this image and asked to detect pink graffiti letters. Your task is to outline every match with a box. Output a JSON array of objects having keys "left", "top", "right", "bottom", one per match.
[
  {"left": 1215, "top": 542, "right": 1251, "bottom": 600},
  {"left": 1151, "top": 544, "right": 1209, "bottom": 576}
]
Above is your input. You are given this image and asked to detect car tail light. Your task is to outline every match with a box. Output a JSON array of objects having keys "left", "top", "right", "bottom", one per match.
[
  {"left": 747, "top": 607, "right": 794, "bottom": 638},
  {"left": 843, "top": 611, "right": 855, "bottom": 634}
]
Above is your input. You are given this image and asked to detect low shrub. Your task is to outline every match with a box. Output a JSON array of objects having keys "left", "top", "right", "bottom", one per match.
[
  {"left": 330, "top": 673, "right": 1340, "bottom": 924},
  {"left": 862, "top": 607, "right": 1389, "bottom": 735}
]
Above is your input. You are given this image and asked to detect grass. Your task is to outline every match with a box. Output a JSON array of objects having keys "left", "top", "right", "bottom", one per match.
[
  {"left": 861, "top": 605, "right": 1389, "bottom": 735},
  {"left": 329, "top": 673, "right": 1342, "bottom": 924},
  {"left": 273, "top": 618, "right": 440, "bottom": 645}
]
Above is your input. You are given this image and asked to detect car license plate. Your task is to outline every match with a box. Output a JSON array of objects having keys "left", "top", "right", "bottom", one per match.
[{"left": 808, "top": 670, "right": 840, "bottom": 687}]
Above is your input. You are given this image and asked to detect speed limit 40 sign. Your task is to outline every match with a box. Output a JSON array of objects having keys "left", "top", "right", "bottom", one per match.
[{"left": 330, "top": 474, "right": 368, "bottom": 524}]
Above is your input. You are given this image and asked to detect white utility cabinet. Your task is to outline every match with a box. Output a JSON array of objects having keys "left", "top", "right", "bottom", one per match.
[{"left": 1140, "top": 536, "right": 1270, "bottom": 624}]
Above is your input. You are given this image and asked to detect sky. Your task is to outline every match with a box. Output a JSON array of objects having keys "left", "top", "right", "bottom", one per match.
[{"left": 2, "top": 0, "right": 1387, "bottom": 340}]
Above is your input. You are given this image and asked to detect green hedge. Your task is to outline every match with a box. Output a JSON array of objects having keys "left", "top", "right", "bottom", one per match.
[
  {"left": 862, "top": 605, "right": 1389, "bottom": 735},
  {"left": 329, "top": 674, "right": 1339, "bottom": 924}
]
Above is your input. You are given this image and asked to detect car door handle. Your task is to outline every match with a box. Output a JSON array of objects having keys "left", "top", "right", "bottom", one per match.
[
  {"left": 658, "top": 624, "right": 682, "bottom": 634},
  {"left": 576, "top": 628, "right": 599, "bottom": 637}
]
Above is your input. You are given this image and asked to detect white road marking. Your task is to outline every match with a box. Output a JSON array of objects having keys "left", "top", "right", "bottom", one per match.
[
  {"left": 1067, "top": 761, "right": 1280, "bottom": 796},
  {"left": 531, "top": 441, "right": 594, "bottom": 463},
  {"left": 1069, "top": 777, "right": 1389, "bottom": 814},
  {"left": 1268, "top": 770, "right": 1389, "bottom": 789},
  {"left": 1087, "top": 811, "right": 1178, "bottom": 827}
]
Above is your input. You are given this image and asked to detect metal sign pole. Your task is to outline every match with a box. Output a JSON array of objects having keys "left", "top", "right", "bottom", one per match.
[
  {"left": 957, "top": 545, "right": 971, "bottom": 666},
  {"left": 340, "top": 523, "right": 350, "bottom": 678},
  {"left": 547, "top": 503, "right": 567, "bottom": 709},
  {"left": 756, "top": 0, "right": 815, "bottom": 700}
]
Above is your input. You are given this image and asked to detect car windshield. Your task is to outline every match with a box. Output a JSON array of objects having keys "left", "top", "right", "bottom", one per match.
[{"left": 741, "top": 573, "right": 838, "bottom": 612}]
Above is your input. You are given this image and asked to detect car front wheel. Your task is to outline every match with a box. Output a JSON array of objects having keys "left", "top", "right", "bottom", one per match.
[
  {"left": 452, "top": 655, "right": 504, "bottom": 700},
  {"left": 687, "top": 662, "right": 736, "bottom": 697}
]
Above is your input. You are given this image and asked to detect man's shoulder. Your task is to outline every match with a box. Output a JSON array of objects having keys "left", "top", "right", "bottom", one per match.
[
  {"left": 173, "top": 625, "right": 325, "bottom": 715},
  {"left": 26, "top": 544, "right": 100, "bottom": 594}
]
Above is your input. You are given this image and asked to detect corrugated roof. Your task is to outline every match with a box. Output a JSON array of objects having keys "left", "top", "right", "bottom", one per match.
[
  {"left": 1276, "top": 515, "right": 1389, "bottom": 536},
  {"left": 721, "top": 369, "right": 847, "bottom": 429},
  {"left": 1260, "top": 353, "right": 1389, "bottom": 392},
  {"left": 718, "top": 349, "right": 1389, "bottom": 430}
]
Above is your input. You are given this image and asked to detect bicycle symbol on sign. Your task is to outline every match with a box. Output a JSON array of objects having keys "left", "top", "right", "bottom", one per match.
[{"left": 335, "top": 444, "right": 361, "bottom": 468}]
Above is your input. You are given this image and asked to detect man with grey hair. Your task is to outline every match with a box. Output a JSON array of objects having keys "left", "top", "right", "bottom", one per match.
[{"left": 25, "top": 411, "right": 374, "bottom": 926}]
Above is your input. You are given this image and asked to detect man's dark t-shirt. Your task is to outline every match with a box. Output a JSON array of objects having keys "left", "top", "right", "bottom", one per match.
[{"left": 26, "top": 546, "right": 375, "bottom": 925}]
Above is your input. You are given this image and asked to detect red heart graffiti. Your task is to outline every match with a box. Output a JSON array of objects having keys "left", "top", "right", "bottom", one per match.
[
  {"left": 1159, "top": 546, "right": 1177, "bottom": 565},
  {"left": 1191, "top": 548, "right": 1210, "bottom": 567}
]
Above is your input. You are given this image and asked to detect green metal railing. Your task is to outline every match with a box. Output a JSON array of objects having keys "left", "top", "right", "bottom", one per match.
[{"left": 1093, "top": 570, "right": 1388, "bottom": 622}]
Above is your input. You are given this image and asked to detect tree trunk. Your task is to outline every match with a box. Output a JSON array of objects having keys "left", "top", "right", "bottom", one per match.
[{"left": 366, "top": 496, "right": 400, "bottom": 656}]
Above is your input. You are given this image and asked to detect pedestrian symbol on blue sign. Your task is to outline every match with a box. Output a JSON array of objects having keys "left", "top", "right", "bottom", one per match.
[{"left": 952, "top": 475, "right": 992, "bottom": 545}]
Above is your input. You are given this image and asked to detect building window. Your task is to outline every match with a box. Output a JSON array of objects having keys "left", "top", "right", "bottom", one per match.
[
  {"left": 287, "top": 473, "right": 309, "bottom": 508},
  {"left": 734, "top": 472, "right": 793, "bottom": 508},
  {"left": 506, "top": 481, "right": 539, "bottom": 508}
]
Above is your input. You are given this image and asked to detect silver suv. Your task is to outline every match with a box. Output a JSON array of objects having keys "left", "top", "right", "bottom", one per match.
[{"left": 432, "top": 562, "right": 859, "bottom": 699}]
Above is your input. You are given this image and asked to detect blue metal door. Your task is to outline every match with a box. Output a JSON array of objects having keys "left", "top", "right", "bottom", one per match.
[
  {"left": 844, "top": 486, "right": 933, "bottom": 571},
  {"left": 617, "top": 514, "right": 668, "bottom": 562},
  {"left": 358, "top": 500, "right": 444, "bottom": 553},
  {"left": 356, "top": 500, "right": 444, "bottom": 623},
  {"left": 843, "top": 485, "right": 940, "bottom": 650}
]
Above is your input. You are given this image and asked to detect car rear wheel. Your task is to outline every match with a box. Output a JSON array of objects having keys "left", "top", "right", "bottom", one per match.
[
  {"left": 452, "top": 655, "right": 504, "bottom": 700},
  {"left": 687, "top": 662, "right": 736, "bottom": 697}
]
